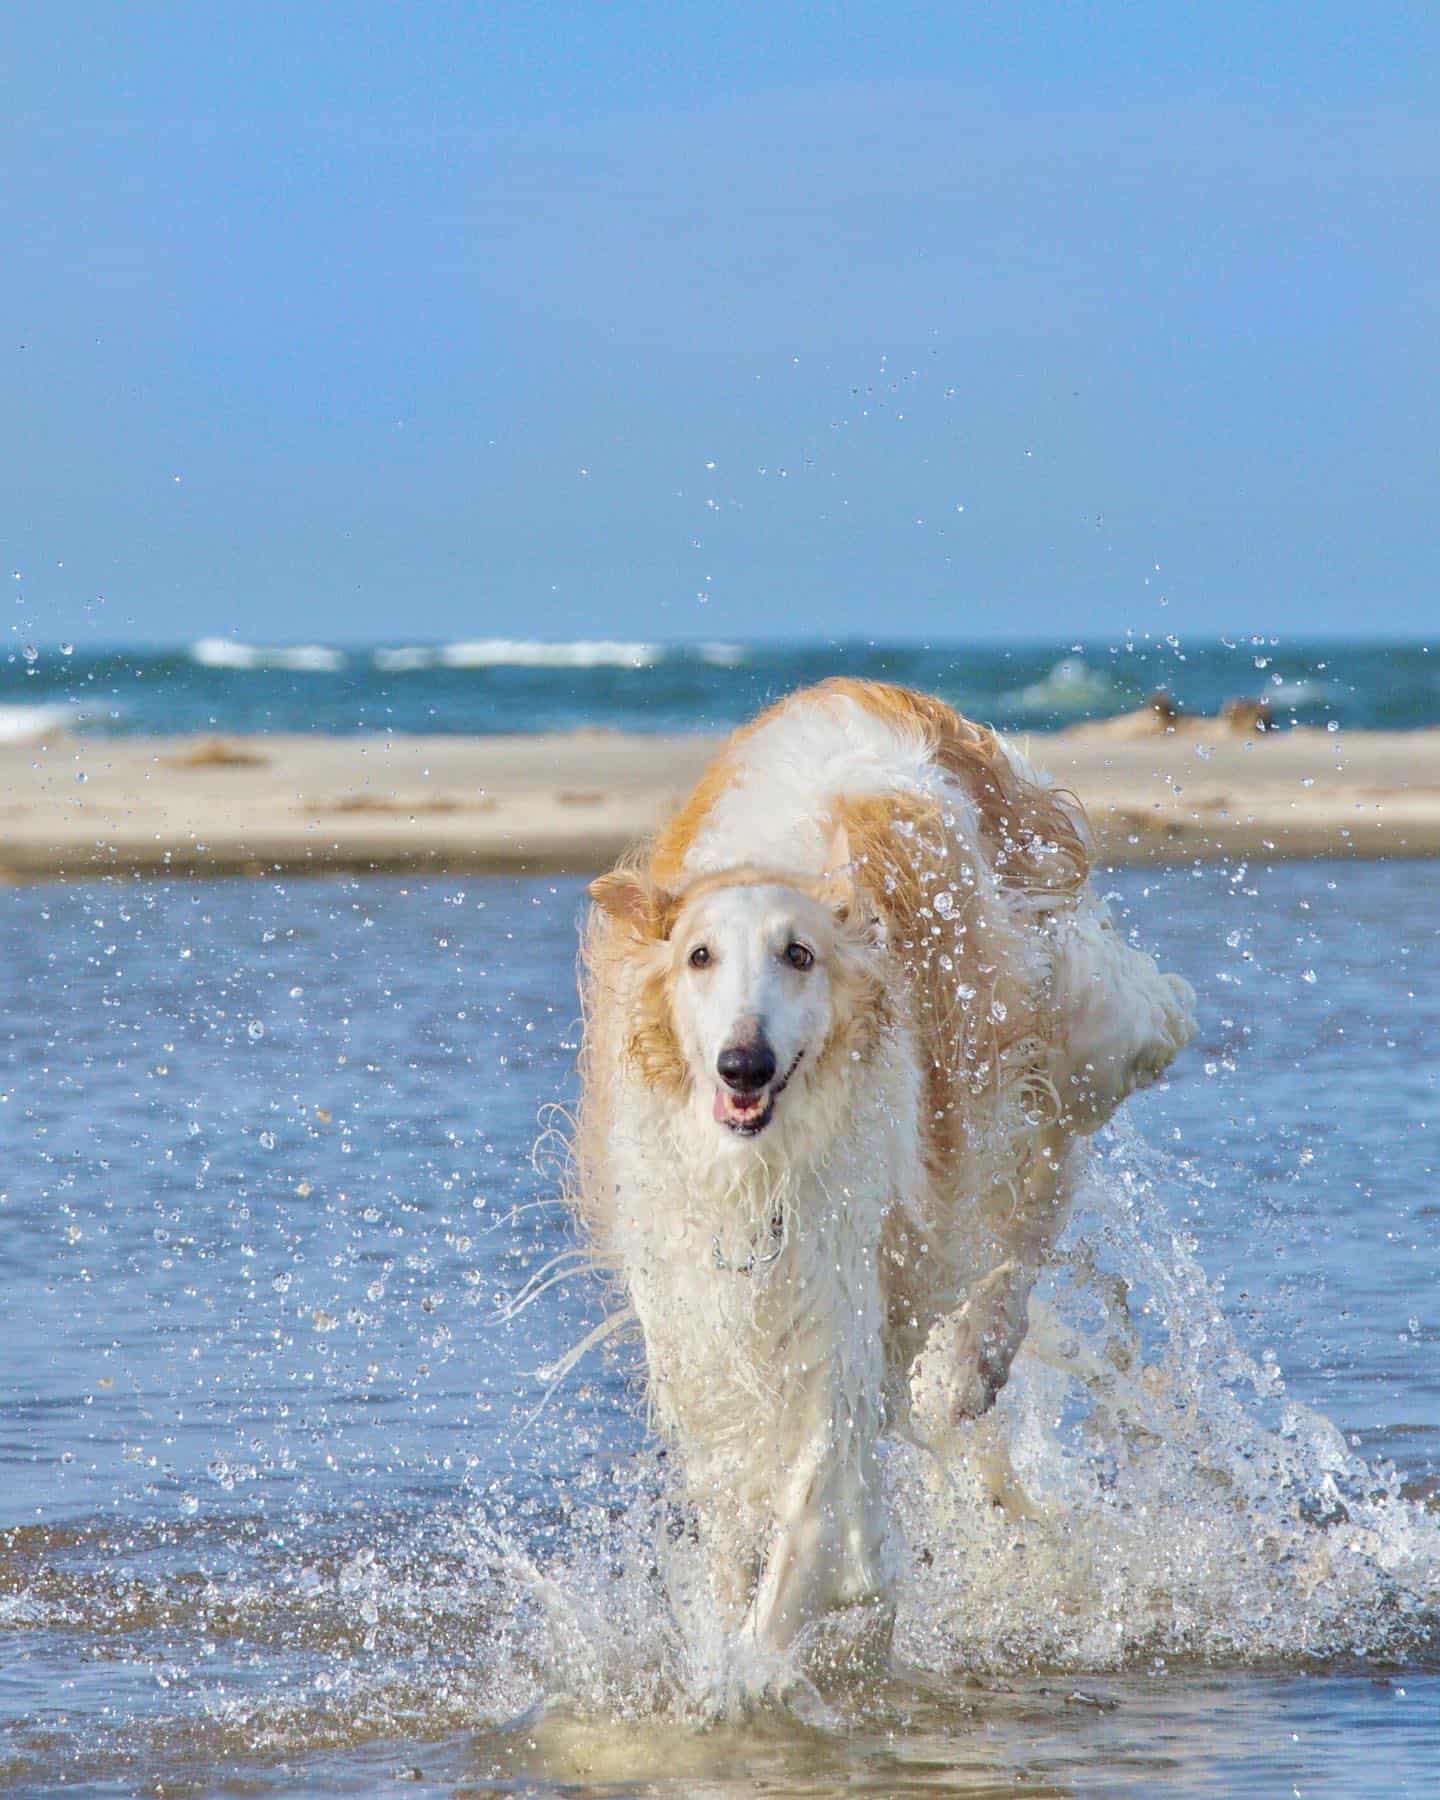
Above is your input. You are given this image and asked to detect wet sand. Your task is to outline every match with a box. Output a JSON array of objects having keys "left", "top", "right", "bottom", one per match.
[{"left": 3, "top": 723, "right": 1439, "bottom": 879}]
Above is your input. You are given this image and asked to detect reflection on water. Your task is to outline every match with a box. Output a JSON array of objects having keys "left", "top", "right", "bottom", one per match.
[{"left": 1, "top": 864, "right": 1437, "bottom": 1794}]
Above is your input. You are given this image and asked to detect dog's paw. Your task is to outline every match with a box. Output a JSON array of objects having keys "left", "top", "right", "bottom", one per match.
[
  {"left": 943, "top": 1312, "right": 1014, "bottom": 1423},
  {"left": 910, "top": 1262, "right": 1026, "bottom": 1429}
]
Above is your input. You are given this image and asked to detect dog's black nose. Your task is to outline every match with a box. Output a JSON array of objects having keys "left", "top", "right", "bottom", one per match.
[{"left": 717, "top": 1039, "right": 777, "bottom": 1093}]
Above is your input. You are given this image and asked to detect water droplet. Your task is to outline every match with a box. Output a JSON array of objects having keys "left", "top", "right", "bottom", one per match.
[
  {"left": 21, "top": 643, "right": 37, "bottom": 663},
  {"left": 1302, "top": 969, "right": 1318, "bottom": 985},
  {"left": 247, "top": 1019, "right": 265, "bottom": 1040}
]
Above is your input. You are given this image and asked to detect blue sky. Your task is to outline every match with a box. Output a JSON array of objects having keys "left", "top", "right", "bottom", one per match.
[{"left": 4, "top": 3, "right": 1435, "bottom": 646}]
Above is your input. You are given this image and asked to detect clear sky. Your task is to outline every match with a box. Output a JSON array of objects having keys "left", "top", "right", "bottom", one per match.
[{"left": 5, "top": 2, "right": 1435, "bottom": 646}]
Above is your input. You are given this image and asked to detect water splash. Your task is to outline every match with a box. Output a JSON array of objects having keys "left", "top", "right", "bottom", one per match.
[
  {"left": 891, "top": 1124, "right": 1440, "bottom": 1674},
  {"left": 5, "top": 1092, "right": 1437, "bottom": 1789},
  {"left": 492, "top": 1125, "right": 1439, "bottom": 1717}
]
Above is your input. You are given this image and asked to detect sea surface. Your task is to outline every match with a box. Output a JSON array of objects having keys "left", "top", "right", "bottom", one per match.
[
  {"left": 2, "top": 858, "right": 1437, "bottom": 1794},
  {"left": 1, "top": 637, "right": 1436, "bottom": 741}
]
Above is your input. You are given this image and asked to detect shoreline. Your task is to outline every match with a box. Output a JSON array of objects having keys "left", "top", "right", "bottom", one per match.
[{"left": 4, "top": 724, "right": 1440, "bottom": 881}]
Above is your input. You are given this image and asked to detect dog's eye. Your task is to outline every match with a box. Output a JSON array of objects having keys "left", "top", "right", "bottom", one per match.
[
  {"left": 688, "top": 945, "right": 711, "bottom": 969},
  {"left": 784, "top": 941, "right": 815, "bottom": 971}
]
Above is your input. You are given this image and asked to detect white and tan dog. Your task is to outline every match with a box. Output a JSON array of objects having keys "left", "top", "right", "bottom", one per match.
[{"left": 572, "top": 679, "right": 1193, "bottom": 1660}]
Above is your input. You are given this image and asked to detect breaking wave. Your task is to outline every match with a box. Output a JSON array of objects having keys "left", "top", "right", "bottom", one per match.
[
  {"left": 1264, "top": 677, "right": 1339, "bottom": 710},
  {"left": 437, "top": 639, "right": 661, "bottom": 669},
  {"left": 191, "top": 638, "right": 347, "bottom": 672},
  {"left": 1002, "top": 655, "right": 1116, "bottom": 715},
  {"left": 188, "top": 639, "right": 750, "bottom": 674},
  {"left": 0, "top": 702, "right": 86, "bottom": 742}
]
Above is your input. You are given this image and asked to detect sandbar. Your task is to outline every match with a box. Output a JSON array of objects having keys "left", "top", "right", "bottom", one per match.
[{"left": 2, "top": 723, "right": 1438, "bottom": 881}]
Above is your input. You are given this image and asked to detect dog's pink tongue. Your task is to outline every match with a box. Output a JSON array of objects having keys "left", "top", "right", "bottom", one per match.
[{"left": 714, "top": 1086, "right": 762, "bottom": 1122}]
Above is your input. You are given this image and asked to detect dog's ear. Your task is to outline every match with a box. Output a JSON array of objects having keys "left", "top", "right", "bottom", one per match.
[
  {"left": 588, "top": 868, "right": 675, "bottom": 938},
  {"left": 818, "top": 817, "right": 857, "bottom": 920}
]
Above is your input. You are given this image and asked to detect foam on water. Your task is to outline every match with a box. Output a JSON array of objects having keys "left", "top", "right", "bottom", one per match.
[
  {"left": 476, "top": 1126, "right": 1440, "bottom": 1721},
  {"left": 438, "top": 638, "right": 661, "bottom": 669},
  {"left": 0, "top": 701, "right": 84, "bottom": 742},
  {"left": 371, "top": 645, "right": 437, "bottom": 672},
  {"left": 890, "top": 1127, "right": 1440, "bottom": 1673},
  {"left": 191, "top": 637, "right": 347, "bottom": 671},
  {"left": 1002, "top": 655, "right": 1117, "bottom": 715},
  {"left": 698, "top": 641, "right": 748, "bottom": 667}
]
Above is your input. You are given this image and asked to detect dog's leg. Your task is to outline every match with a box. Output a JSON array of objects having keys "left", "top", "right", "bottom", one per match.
[
  {"left": 745, "top": 1411, "right": 889, "bottom": 1658},
  {"left": 913, "top": 1405, "right": 1045, "bottom": 1522},
  {"left": 911, "top": 1125, "right": 1074, "bottom": 1427},
  {"left": 1049, "top": 902, "right": 1196, "bottom": 1134}
]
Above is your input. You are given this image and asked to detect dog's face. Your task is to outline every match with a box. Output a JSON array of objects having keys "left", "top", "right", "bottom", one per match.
[
  {"left": 590, "top": 860, "right": 881, "bottom": 1141},
  {"left": 668, "top": 883, "right": 839, "bottom": 1138}
]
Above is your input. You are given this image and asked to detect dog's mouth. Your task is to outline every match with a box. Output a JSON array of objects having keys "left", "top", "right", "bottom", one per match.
[{"left": 712, "top": 1051, "right": 803, "bottom": 1136}]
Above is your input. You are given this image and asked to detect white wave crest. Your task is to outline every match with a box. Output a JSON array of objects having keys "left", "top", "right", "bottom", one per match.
[
  {"left": 0, "top": 703, "right": 82, "bottom": 743},
  {"left": 1003, "top": 656, "right": 1116, "bottom": 714},
  {"left": 191, "top": 638, "right": 346, "bottom": 672},
  {"left": 1265, "top": 678, "right": 1335, "bottom": 708},
  {"left": 372, "top": 647, "right": 436, "bottom": 673},
  {"left": 438, "top": 639, "right": 661, "bottom": 670},
  {"left": 698, "top": 642, "right": 747, "bottom": 668}
]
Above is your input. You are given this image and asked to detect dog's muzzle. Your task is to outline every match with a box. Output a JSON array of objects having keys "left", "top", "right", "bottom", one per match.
[{"left": 712, "top": 1047, "right": 803, "bottom": 1136}]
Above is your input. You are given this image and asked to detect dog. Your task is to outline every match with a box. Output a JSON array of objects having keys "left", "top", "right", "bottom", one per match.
[{"left": 571, "top": 679, "right": 1194, "bottom": 1660}]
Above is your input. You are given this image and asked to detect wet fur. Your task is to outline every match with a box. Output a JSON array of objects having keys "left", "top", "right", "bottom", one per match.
[{"left": 570, "top": 679, "right": 1195, "bottom": 1661}]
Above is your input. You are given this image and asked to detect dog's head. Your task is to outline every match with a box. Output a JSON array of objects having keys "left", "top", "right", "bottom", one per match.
[{"left": 590, "top": 836, "right": 885, "bottom": 1142}]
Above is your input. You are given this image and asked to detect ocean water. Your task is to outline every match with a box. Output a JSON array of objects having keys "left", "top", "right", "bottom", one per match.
[
  {"left": 2, "top": 858, "right": 1437, "bottom": 1795},
  {"left": 1, "top": 637, "right": 1437, "bottom": 741}
]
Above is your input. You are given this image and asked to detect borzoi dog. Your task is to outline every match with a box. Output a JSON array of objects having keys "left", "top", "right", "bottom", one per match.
[{"left": 572, "top": 679, "right": 1194, "bottom": 1662}]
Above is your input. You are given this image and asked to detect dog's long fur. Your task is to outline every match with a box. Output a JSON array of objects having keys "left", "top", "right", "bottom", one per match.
[{"left": 571, "top": 679, "right": 1195, "bottom": 1655}]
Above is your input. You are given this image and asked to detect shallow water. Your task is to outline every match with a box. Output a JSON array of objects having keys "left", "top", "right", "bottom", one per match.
[{"left": 2, "top": 861, "right": 1437, "bottom": 1795}]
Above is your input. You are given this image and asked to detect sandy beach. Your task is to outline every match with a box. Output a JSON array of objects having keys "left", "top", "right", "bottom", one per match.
[{"left": 3, "top": 721, "right": 1439, "bottom": 881}]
